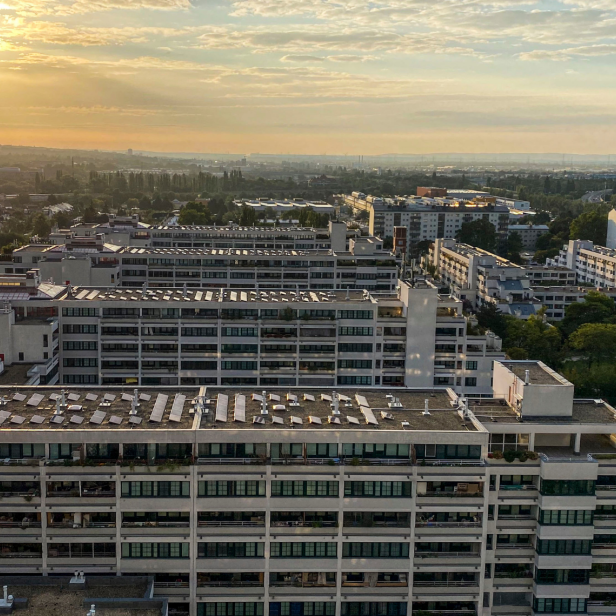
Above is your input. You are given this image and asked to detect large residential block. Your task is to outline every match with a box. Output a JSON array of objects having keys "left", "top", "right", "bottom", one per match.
[{"left": 0, "top": 360, "right": 613, "bottom": 616}]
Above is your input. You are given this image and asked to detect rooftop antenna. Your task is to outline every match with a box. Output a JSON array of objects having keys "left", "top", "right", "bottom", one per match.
[
  {"left": 182, "top": 283, "right": 187, "bottom": 298},
  {"left": 422, "top": 399, "right": 431, "bottom": 416},
  {"left": 261, "top": 391, "right": 268, "bottom": 415},
  {"left": 345, "top": 288, "right": 350, "bottom": 301},
  {"left": 60, "top": 389, "right": 67, "bottom": 409}
]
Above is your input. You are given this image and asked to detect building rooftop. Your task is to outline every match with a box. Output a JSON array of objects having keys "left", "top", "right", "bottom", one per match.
[
  {"left": 121, "top": 247, "right": 334, "bottom": 257},
  {"left": 470, "top": 398, "right": 616, "bottom": 425},
  {"left": 0, "top": 387, "right": 472, "bottom": 432},
  {"left": 0, "top": 578, "right": 157, "bottom": 616},
  {"left": 66, "top": 286, "right": 376, "bottom": 303},
  {"left": 501, "top": 361, "right": 563, "bottom": 385}
]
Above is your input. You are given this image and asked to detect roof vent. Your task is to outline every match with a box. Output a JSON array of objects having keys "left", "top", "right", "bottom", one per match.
[
  {"left": 524, "top": 370, "right": 530, "bottom": 385},
  {"left": 261, "top": 391, "right": 268, "bottom": 416},
  {"left": 422, "top": 399, "right": 431, "bottom": 416}
]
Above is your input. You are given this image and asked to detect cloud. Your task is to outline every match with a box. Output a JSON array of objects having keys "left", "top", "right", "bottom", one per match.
[
  {"left": 194, "top": 25, "right": 485, "bottom": 57},
  {"left": 0, "top": 0, "right": 192, "bottom": 15},
  {"left": 520, "top": 44, "right": 616, "bottom": 61},
  {"left": 281, "top": 53, "right": 375, "bottom": 63},
  {"left": 280, "top": 55, "right": 326, "bottom": 62},
  {"left": 0, "top": 20, "right": 186, "bottom": 46}
]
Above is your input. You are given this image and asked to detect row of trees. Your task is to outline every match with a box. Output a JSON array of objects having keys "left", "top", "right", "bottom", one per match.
[{"left": 476, "top": 292, "right": 616, "bottom": 401}]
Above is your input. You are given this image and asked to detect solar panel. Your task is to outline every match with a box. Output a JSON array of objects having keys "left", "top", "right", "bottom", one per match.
[
  {"left": 252, "top": 393, "right": 263, "bottom": 402},
  {"left": 12, "top": 393, "right": 26, "bottom": 402},
  {"left": 303, "top": 394, "right": 315, "bottom": 402},
  {"left": 290, "top": 416, "right": 303, "bottom": 425},
  {"left": 90, "top": 410, "right": 106, "bottom": 425},
  {"left": 253, "top": 416, "right": 265, "bottom": 425},
  {"left": 347, "top": 416, "right": 360, "bottom": 425},
  {"left": 169, "top": 394, "right": 187, "bottom": 423},
  {"left": 0, "top": 411, "right": 9, "bottom": 421},
  {"left": 273, "top": 404, "right": 286, "bottom": 411},
  {"left": 308, "top": 416, "right": 322, "bottom": 424},
  {"left": 129, "top": 416, "right": 142, "bottom": 425},
  {"left": 215, "top": 394, "right": 229, "bottom": 422},
  {"left": 139, "top": 393, "right": 151, "bottom": 402},
  {"left": 85, "top": 393, "right": 98, "bottom": 402},
  {"left": 338, "top": 394, "right": 351, "bottom": 402},
  {"left": 321, "top": 394, "right": 332, "bottom": 402},
  {"left": 328, "top": 416, "right": 341, "bottom": 424},
  {"left": 103, "top": 394, "right": 116, "bottom": 402},
  {"left": 269, "top": 394, "right": 281, "bottom": 402},
  {"left": 381, "top": 411, "right": 394, "bottom": 420},
  {"left": 195, "top": 291, "right": 203, "bottom": 301},
  {"left": 70, "top": 415, "right": 84, "bottom": 425},
  {"left": 51, "top": 416, "right": 64, "bottom": 425},
  {"left": 287, "top": 393, "right": 298, "bottom": 402},
  {"left": 67, "top": 393, "right": 80, "bottom": 402},
  {"left": 361, "top": 407, "right": 378, "bottom": 426},
  {"left": 272, "top": 416, "right": 284, "bottom": 424},
  {"left": 355, "top": 394, "right": 369, "bottom": 408},
  {"left": 30, "top": 415, "right": 45, "bottom": 424},
  {"left": 121, "top": 393, "right": 134, "bottom": 402},
  {"left": 49, "top": 393, "right": 61, "bottom": 401},
  {"left": 109, "top": 416, "right": 123, "bottom": 425},
  {"left": 234, "top": 395, "right": 246, "bottom": 422},
  {"left": 10, "top": 416, "right": 25, "bottom": 424},
  {"left": 26, "top": 394, "right": 45, "bottom": 407},
  {"left": 149, "top": 394, "right": 168, "bottom": 423},
  {"left": 68, "top": 405, "right": 82, "bottom": 412}
]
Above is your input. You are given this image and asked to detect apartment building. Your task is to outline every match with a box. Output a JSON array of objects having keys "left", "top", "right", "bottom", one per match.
[
  {"left": 118, "top": 237, "right": 398, "bottom": 291},
  {"left": 54, "top": 220, "right": 354, "bottom": 252},
  {"left": 2, "top": 234, "right": 121, "bottom": 287},
  {"left": 507, "top": 225, "right": 550, "bottom": 251},
  {"left": 0, "top": 360, "right": 614, "bottom": 616},
  {"left": 426, "top": 240, "right": 576, "bottom": 318},
  {"left": 549, "top": 240, "right": 616, "bottom": 287},
  {"left": 2, "top": 275, "right": 502, "bottom": 394},
  {"left": 233, "top": 199, "right": 336, "bottom": 217},
  {"left": 0, "top": 270, "right": 64, "bottom": 385},
  {"left": 342, "top": 194, "right": 509, "bottom": 246},
  {"left": 532, "top": 286, "right": 616, "bottom": 321}
]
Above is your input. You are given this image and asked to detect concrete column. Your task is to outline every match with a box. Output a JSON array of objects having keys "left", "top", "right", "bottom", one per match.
[
  {"left": 528, "top": 433, "right": 535, "bottom": 452},
  {"left": 574, "top": 433, "right": 582, "bottom": 455}
]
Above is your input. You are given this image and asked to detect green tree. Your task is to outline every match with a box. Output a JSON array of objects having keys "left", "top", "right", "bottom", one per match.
[
  {"left": 239, "top": 204, "right": 257, "bottom": 226},
  {"left": 570, "top": 210, "right": 608, "bottom": 244},
  {"left": 569, "top": 323, "right": 616, "bottom": 366},
  {"left": 456, "top": 218, "right": 497, "bottom": 252},
  {"left": 507, "top": 231, "right": 524, "bottom": 263},
  {"left": 178, "top": 202, "right": 213, "bottom": 225},
  {"left": 559, "top": 291, "right": 616, "bottom": 336},
  {"left": 32, "top": 213, "right": 51, "bottom": 238}
]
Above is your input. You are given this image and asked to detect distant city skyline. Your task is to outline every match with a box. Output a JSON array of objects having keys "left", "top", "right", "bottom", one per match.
[{"left": 1, "top": 0, "right": 616, "bottom": 154}]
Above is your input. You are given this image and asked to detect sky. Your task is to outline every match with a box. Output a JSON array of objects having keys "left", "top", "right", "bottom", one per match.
[{"left": 1, "top": 0, "right": 616, "bottom": 155}]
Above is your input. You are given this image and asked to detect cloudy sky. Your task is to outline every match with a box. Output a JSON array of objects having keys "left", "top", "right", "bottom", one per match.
[{"left": 1, "top": 0, "right": 616, "bottom": 154}]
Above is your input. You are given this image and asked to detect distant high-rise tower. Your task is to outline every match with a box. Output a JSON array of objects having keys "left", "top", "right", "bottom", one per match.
[
  {"left": 127, "top": 148, "right": 133, "bottom": 156},
  {"left": 607, "top": 208, "right": 616, "bottom": 249}
]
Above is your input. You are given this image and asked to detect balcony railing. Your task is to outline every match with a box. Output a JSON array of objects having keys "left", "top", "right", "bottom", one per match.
[
  {"left": 0, "top": 552, "right": 42, "bottom": 558},
  {"left": 418, "top": 491, "right": 484, "bottom": 498},
  {"left": 271, "top": 521, "right": 337, "bottom": 528},
  {"left": 416, "top": 521, "right": 481, "bottom": 528},
  {"left": 415, "top": 552, "right": 480, "bottom": 559},
  {"left": 413, "top": 580, "right": 478, "bottom": 587},
  {"left": 122, "top": 521, "right": 189, "bottom": 528},
  {"left": 197, "top": 457, "right": 265, "bottom": 465},
  {"left": 198, "top": 520, "right": 265, "bottom": 527},
  {"left": 198, "top": 581, "right": 262, "bottom": 587},
  {"left": 0, "top": 521, "right": 41, "bottom": 528},
  {"left": 155, "top": 582, "right": 190, "bottom": 588}
]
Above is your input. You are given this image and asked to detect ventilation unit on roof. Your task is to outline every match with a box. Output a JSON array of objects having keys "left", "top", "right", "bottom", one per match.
[
  {"left": 422, "top": 399, "right": 431, "bottom": 416},
  {"left": 401, "top": 421, "right": 410, "bottom": 429},
  {"left": 388, "top": 397, "right": 403, "bottom": 409}
]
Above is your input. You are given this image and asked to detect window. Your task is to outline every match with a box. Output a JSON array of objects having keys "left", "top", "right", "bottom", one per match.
[
  {"left": 540, "top": 480, "right": 595, "bottom": 496},
  {"left": 63, "top": 358, "right": 98, "bottom": 367},
  {"left": 270, "top": 543, "right": 337, "bottom": 558},
  {"left": 198, "top": 603, "right": 264, "bottom": 616},
  {"left": 121, "top": 481, "right": 190, "bottom": 497},
  {"left": 466, "top": 361, "right": 478, "bottom": 370},
  {"left": 344, "top": 482, "right": 411, "bottom": 497},
  {"left": 222, "top": 328, "right": 258, "bottom": 337},
  {"left": 341, "top": 603, "right": 407, "bottom": 616},
  {"left": 63, "top": 324, "right": 98, "bottom": 334},
  {"left": 271, "top": 481, "right": 338, "bottom": 497},
  {"left": 121, "top": 543, "right": 189, "bottom": 558},
  {"left": 535, "top": 540, "right": 592, "bottom": 555},
  {"left": 464, "top": 377, "right": 477, "bottom": 387},
  {"left": 338, "top": 343, "right": 373, "bottom": 353},
  {"left": 339, "top": 327, "right": 373, "bottom": 336},
  {"left": 198, "top": 481, "right": 266, "bottom": 497},
  {"left": 539, "top": 510, "right": 593, "bottom": 526},
  {"left": 533, "top": 598, "right": 587, "bottom": 613},
  {"left": 338, "top": 360, "right": 372, "bottom": 369},
  {"left": 534, "top": 569, "right": 589, "bottom": 584},
  {"left": 269, "top": 603, "right": 335, "bottom": 616},
  {"left": 341, "top": 443, "right": 410, "bottom": 459},
  {"left": 337, "top": 376, "right": 372, "bottom": 385},
  {"left": 182, "top": 327, "right": 217, "bottom": 337},
  {"left": 198, "top": 543, "right": 264, "bottom": 558},
  {"left": 414, "top": 444, "right": 481, "bottom": 460},
  {"left": 342, "top": 543, "right": 410, "bottom": 558},
  {"left": 339, "top": 310, "right": 373, "bottom": 319},
  {"left": 64, "top": 341, "right": 98, "bottom": 351},
  {"left": 221, "top": 361, "right": 257, "bottom": 371},
  {"left": 62, "top": 308, "right": 98, "bottom": 317}
]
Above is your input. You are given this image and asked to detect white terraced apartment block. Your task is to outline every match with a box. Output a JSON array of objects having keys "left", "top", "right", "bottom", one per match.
[{"left": 0, "top": 361, "right": 612, "bottom": 616}]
